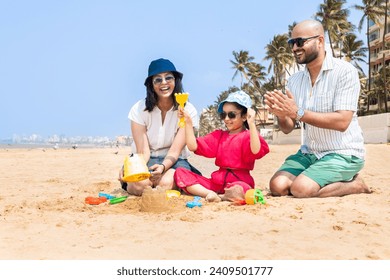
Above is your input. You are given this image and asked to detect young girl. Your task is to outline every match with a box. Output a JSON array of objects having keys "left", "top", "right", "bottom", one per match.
[{"left": 174, "top": 90, "right": 269, "bottom": 202}]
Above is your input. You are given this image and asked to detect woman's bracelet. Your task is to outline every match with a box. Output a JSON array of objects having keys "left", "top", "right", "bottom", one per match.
[{"left": 160, "top": 163, "right": 166, "bottom": 173}]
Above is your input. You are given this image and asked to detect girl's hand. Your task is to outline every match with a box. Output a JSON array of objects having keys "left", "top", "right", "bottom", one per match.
[
  {"left": 246, "top": 108, "right": 256, "bottom": 125},
  {"left": 177, "top": 107, "right": 193, "bottom": 126},
  {"left": 177, "top": 107, "right": 185, "bottom": 119}
]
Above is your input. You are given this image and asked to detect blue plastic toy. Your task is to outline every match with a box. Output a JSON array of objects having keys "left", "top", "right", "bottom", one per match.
[
  {"left": 186, "top": 196, "right": 202, "bottom": 208},
  {"left": 98, "top": 192, "right": 116, "bottom": 200}
]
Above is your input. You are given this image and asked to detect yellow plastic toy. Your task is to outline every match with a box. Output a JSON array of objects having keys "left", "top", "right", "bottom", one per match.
[
  {"left": 165, "top": 190, "right": 181, "bottom": 199},
  {"left": 122, "top": 154, "right": 151, "bottom": 182},
  {"left": 174, "top": 92, "right": 189, "bottom": 127}
]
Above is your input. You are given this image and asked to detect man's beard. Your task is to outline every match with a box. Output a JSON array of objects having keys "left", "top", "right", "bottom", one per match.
[{"left": 295, "top": 50, "right": 318, "bottom": 64}]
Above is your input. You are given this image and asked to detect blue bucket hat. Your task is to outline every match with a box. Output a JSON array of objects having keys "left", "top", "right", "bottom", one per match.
[
  {"left": 144, "top": 58, "right": 183, "bottom": 85},
  {"left": 217, "top": 90, "right": 252, "bottom": 113}
]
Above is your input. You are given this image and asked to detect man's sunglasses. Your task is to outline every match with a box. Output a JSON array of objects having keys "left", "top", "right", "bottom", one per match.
[
  {"left": 152, "top": 75, "right": 175, "bottom": 85},
  {"left": 219, "top": 111, "right": 241, "bottom": 120},
  {"left": 288, "top": 35, "right": 320, "bottom": 48}
]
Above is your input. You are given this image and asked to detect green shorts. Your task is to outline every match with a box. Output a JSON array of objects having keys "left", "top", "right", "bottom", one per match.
[{"left": 278, "top": 150, "right": 365, "bottom": 187}]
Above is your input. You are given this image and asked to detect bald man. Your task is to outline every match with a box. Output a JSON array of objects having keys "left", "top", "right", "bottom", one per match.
[{"left": 264, "top": 19, "right": 371, "bottom": 198}]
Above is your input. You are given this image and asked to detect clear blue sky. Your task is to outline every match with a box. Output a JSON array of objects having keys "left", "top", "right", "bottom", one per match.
[{"left": 0, "top": 0, "right": 365, "bottom": 140}]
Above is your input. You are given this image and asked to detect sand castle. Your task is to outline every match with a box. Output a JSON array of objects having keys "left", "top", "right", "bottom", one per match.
[{"left": 140, "top": 187, "right": 173, "bottom": 213}]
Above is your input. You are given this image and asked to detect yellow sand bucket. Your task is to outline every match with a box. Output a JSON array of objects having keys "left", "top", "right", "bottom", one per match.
[{"left": 122, "top": 154, "right": 151, "bottom": 182}]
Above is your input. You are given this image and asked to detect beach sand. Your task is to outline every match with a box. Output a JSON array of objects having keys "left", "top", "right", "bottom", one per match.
[{"left": 1, "top": 144, "right": 389, "bottom": 260}]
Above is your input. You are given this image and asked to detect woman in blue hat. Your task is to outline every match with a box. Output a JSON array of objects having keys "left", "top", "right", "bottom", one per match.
[
  {"left": 119, "top": 58, "right": 199, "bottom": 195},
  {"left": 174, "top": 90, "right": 269, "bottom": 202}
]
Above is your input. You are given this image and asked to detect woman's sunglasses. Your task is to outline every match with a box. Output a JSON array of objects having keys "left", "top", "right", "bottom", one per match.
[
  {"left": 287, "top": 35, "right": 320, "bottom": 48},
  {"left": 152, "top": 75, "right": 175, "bottom": 85},
  {"left": 219, "top": 111, "right": 241, "bottom": 120}
]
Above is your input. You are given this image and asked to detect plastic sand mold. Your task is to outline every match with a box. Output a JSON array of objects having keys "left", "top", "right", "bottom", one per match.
[
  {"left": 98, "top": 192, "right": 116, "bottom": 200},
  {"left": 109, "top": 196, "right": 128, "bottom": 205},
  {"left": 166, "top": 190, "right": 181, "bottom": 199},
  {"left": 186, "top": 196, "right": 202, "bottom": 208},
  {"left": 85, "top": 196, "right": 107, "bottom": 205}
]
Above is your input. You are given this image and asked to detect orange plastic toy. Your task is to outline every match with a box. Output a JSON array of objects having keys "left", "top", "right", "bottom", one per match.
[{"left": 85, "top": 196, "right": 107, "bottom": 205}]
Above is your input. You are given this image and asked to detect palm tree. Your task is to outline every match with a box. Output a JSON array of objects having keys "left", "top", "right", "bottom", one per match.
[
  {"left": 230, "top": 50, "right": 254, "bottom": 86},
  {"left": 198, "top": 105, "right": 219, "bottom": 136},
  {"left": 315, "top": 0, "right": 352, "bottom": 57},
  {"left": 340, "top": 32, "right": 370, "bottom": 114},
  {"left": 246, "top": 62, "right": 267, "bottom": 91},
  {"left": 371, "top": 66, "right": 390, "bottom": 113},
  {"left": 264, "top": 34, "right": 294, "bottom": 88},
  {"left": 341, "top": 33, "right": 368, "bottom": 74},
  {"left": 246, "top": 61, "right": 267, "bottom": 104},
  {"left": 334, "top": 21, "right": 356, "bottom": 58},
  {"left": 358, "top": 72, "right": 369, "bottom": 115},
  {"left": 353, "top": 0, "right": 385, "bottom": 95}
]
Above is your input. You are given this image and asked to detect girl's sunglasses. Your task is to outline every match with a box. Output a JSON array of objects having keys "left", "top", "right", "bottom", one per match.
[
  {"left": 152, "top": 75, "right": 175, "bottom": 85},
  {"left": 219, "top": 111, "right": 241, "bottom": 120},
  {"left": 287, "top": 35, "right": 319, "bottom": 48}
]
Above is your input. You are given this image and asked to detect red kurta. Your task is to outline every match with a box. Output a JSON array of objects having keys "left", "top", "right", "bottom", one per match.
[{"left": 174, "top": 129, "right": 269, "bottom": 194}]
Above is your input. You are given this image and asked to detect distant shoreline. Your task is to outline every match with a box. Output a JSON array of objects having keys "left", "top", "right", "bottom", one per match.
[{"left": 0, "top": 143, "right": 122, "bottom": 149}]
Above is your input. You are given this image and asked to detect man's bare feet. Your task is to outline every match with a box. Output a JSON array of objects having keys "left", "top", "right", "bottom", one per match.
[
  {"left": 317, "top": 173, "right": 373, "bottom": 198},
  {"left": 354, "top": 174, "right": 372, "bottom": 194}
]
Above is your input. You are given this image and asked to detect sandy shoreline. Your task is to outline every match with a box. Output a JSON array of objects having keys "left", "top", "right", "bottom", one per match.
[{"left": 1, "top": 144, "right": 389, "bottom": 260}]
